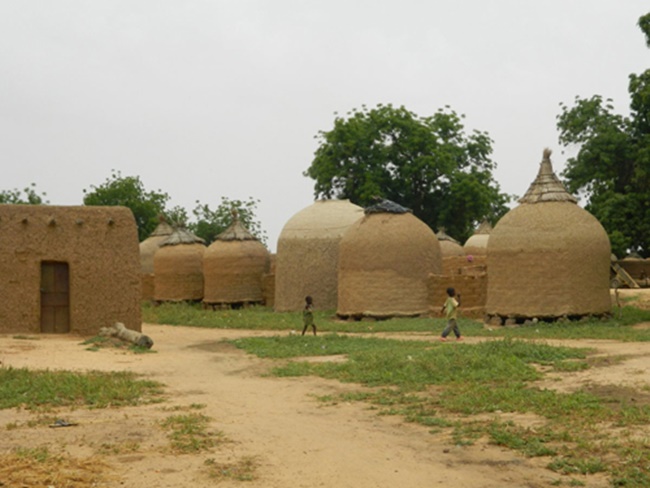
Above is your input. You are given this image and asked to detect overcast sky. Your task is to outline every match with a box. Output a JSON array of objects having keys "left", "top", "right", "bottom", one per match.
[{"left": 1, "top": 1, "right": 647, "bottom": 251}]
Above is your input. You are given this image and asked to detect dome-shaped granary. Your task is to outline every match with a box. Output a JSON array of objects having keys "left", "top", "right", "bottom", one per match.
[
  {"left": 203, "top": 212, "right": 270, "bottom": 307},
  {"left": 337, "top": 199, "right": 442, "bottom": 318},
  {"left": 153, "top": 228, "right": 206, "bottom": 302},
  {"left": 436, "top": 228, "right": 464, "bottom": 257},
  {"left": 486, "top": 149, "right": 611, "bottom": 322},
  {"left": 274, "top": 199, "right": 364, "bottom": 311},
  {"left": 463, "top": 220, "right": 492, "bottom": 256},
  {"left": 139, "top": 217, "right": 175, "bottom": 300}
]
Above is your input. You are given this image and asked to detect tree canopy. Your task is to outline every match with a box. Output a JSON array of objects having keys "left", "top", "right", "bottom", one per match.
[
  {"left": 0, "top": 183, "right": 48, "bottom": 205},
  {"left": 188, "top": 197, "right": 267, "bottom": 246},
  {"left": 83, "top": 170, "right": 170, "bottom": 242},
  {"left": 557, "top": 12, "right": 650, "bottom": 257},
  {"left": 304, "top": 104, "right": 511, "bottom": 242}
]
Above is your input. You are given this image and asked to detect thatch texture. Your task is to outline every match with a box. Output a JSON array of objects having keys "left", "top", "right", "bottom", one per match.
[
  {"left": 337, "top": 211, "right": 442, "bottom": 318},
  {"left": 153, "top": 229, "right": 206, "bottom": 302},
  {"left": 274, "top": 200, "right": 364, "bottom": 311},
  {"left": 486, "top": 151, "right": 611, "bottom": 320},
  {"left": 139, "top": 219, "right": 174, "bottom": 300},
  {"left": 463, "top": 220, "right": 492, "bottom": 256},
  {"left": 618, "top": 258, "right": 650, "bottom": 285},
  {"left": 203, "top": 219, "right": 270, "bottom": 305},
  {"left": 436, "top": 228, "right": 464, "bottom": 257}
]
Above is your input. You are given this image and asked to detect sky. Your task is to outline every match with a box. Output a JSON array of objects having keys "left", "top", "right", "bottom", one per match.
[{"left": 1, "top": 1, "right": 648, "bottom": 251}]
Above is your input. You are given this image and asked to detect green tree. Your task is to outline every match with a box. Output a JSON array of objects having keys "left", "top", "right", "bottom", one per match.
[
  {"left": 557, "top": 13, "right": 650, "bottom": 257},
  {"left": 188, "top": 197, "right": 267, "bottom": 246},
  {"left": 304, "top": 104, "right": 510, "bottom": 242},
  {"left": 83, "top": 171, "right": 170, "bottom": 241},
  {"left": 0, "top": 183, "right": 48, "bottom": 204}
]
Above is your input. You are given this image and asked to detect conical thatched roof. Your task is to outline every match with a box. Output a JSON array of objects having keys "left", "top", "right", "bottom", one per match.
[
  {"left": 337, "top": 201, "right": 442, "bottom": 318},
  {"left": 274, "top": 199, "right": 364, "bottom": 311},
  {"left": 486, "top": 150, "right": 610, "bottom": 321},
  {"left": 518, "top": 149, "right": 577, "bottom": 204},
  {"left": 436, "top": 228, "right": 464, "bottom": 257},
  {"left": 160, "top": 228, "right": 205, "bottom": 246},
  {"left": 203, "top": 214, "right": 270, "bottom": 305},
  {"left": 463, "top": 220, "right": 492, "bottom": 256},
  {"left": 216, "top": 210, "right": 257, "bottom": 241}
]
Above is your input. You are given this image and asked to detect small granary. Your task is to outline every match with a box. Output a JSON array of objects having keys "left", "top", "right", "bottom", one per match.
[
  {"left": 463, "top": 220, "right": 492, "bottom": 257},
  {"left": 153, "top": 227, "right": 206, "bottom": 302},
  {"left": 139, "top": 216, "right": 174, "bottom": 300},
  {"left": 274, "top": 199, "right": 364, "bottom": 311},
  {"left": 0, "top": 205, "right": 141, "bottom": 335},
  {"left": 436, "top": 228, "right": 464, "bottom": 257},
  {"left": 203, "top": 211, "right": 270, "bottom": 308},
  {"left": 485, "top": 149, "right": 611, "bottom": 324},
  {"left": 337, "top": 199, "right": 442, "bottom": 319}
]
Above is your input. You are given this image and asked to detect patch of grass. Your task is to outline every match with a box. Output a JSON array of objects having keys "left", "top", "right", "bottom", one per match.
[
  {"left": 205, "top": 455, "right": 259, "bottom": 481},
  {"left": 0, "top": 366, "right": 164, "bottom": 410},
  {"left": 160, "top": 412, "right": 224, "bottom": 453},
  {"left": 96, "top": 441, "right": 141, "bottom": 455},
  {"left": 12, "top": 335, "right": 39, "bottom": 340}
]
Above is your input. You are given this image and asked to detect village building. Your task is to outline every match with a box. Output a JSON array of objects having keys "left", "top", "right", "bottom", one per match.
[
  {"left": 485, "top": 149, "right": 611, "bottom": 324},
  {"left": 463, "top": 220, "right": 492, "bottom": 257},
  {"left": 436, "top": 228, "right": 464, "bottom": 258},
  {"left": 337, "top": 199, "right": 442, "bottom": 319},
  {"left": 202, "top": 212, "right": 270, "bottom": 308},
  {"left": 0, "top": 205, "right": 141, "bottom": 335},
  {"left": 274, "top": 199, "right": 364, "bottom": 311},
  {"left": 139, "top": 217, "right": 174, "bottom": 301},
  {"left": 153, "top": 228, "right": 206, "bottom": 302}
]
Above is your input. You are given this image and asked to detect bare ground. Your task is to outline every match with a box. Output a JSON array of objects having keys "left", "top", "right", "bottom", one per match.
[{"left": 1, "top": 289, "right": 650, "bottom": 487}]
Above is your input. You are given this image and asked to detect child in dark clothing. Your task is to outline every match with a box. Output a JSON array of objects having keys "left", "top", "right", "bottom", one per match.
[{"left": 302, "top": 296, "right": 317, "bottom": 336}]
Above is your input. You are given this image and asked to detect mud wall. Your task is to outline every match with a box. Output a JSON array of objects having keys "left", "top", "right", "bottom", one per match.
[{"left": 0, "top": 205, "right": 141, "bottom": 335}]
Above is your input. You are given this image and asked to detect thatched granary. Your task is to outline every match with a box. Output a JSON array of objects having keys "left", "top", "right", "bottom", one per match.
[
  {"left": 485, "top": 149, "right": 611, "bottom": 323},
  {"left": 0, "top": 205, "right": 141, "bottom": 335},
  {"left": 436, "top": 228, "right": 464, "bottom": 257},
  {"left": 139, "top": 217, "right": 174, "bottom": 300},
  {"left": 337, "top": 200, "right": 442, "bottom": 319},
  {"left": 203, "top": 213, "right": 270, "bottom": 307},
  {"left": 463, "top": 220, "right": 492, "bottom": 256},
  {"left": 153, "top": 228, "right": 206, "bottom": 302},
  {"left": 274, "top": 199, "right": 364, "bottom": 311}
]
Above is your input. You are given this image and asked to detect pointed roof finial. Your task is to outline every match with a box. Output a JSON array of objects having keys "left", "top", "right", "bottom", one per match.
[{"left": 518, "top": 149, "right": 577, "bottom": 204}]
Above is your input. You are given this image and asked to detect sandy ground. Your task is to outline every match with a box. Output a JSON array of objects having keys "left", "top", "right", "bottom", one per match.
[{"left": 1, "top": 289, "right": 650, "bottom": 488}]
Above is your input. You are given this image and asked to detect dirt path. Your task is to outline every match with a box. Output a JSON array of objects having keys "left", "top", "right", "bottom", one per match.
[{"left": 3, "top": 289, "right": 650, "bottom": 487}]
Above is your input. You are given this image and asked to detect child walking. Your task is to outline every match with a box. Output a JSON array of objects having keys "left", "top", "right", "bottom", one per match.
[
  {"left": 302, "top": 296, "right": 317, "bottom": 336},
  {"left": 440, "top": 287, "right": 462, "bottom": 341}
]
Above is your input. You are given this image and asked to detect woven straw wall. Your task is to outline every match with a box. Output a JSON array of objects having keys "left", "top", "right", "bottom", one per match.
[
  {"left": 439, "top": 239, "right": 465, "bottom": 257},
  {"left": 486, "top": 202, "right": 611, "bottom": 318},
  {"left": 337, "top": 212, "right": 442, "bottom": 318},
  {"left": 463, "top": 234, "right": 489, "bottom": 256},
  {"left": 203, "top": 240, "right": 270, "bottom": 304},
  {"left": 0, "top": 205, "right": 141, "bottom": 335},
  {"left": 274, "top": 200, "right": 364, "bottom": 311},
  {"left": 153, "top": 243, "right": 205, "bottom": 301}
]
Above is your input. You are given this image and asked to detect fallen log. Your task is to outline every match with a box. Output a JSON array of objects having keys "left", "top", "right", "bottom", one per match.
[{"left": 99, "top": 322, "right": 154, "bottom": 349}]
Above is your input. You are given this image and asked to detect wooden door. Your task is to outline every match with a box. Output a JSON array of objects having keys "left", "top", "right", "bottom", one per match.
[{"left": 40, "top": 262, "right": 70, "bottom": 333}]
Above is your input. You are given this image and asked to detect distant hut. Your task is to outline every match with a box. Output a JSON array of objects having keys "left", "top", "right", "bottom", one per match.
[
  {"left": 274, "top": 199, "right": 364, "bottom": 311},
  {"left": 153, "top": 228, "right": 206, "bottom": 302},
  {"left": 0, "top": 205, "right": 141, "bottom": 335},
  {"left": 436, "top": 228, "right": 464, "bottom": 257},
  {"left": 485, "top": 149, "right": 611, "bottom": 324},
  {"left": 203, "top": 211, "right": 270, "bottom": 308},
  {"left": 337, "top": 199, "right": 442, "bottom": 319},
  {"left": 463, "top": 220, "right": 492, "bottom": 257},
  {"left": 139, "top": 217, "right": 174, "bottom": 300}
]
